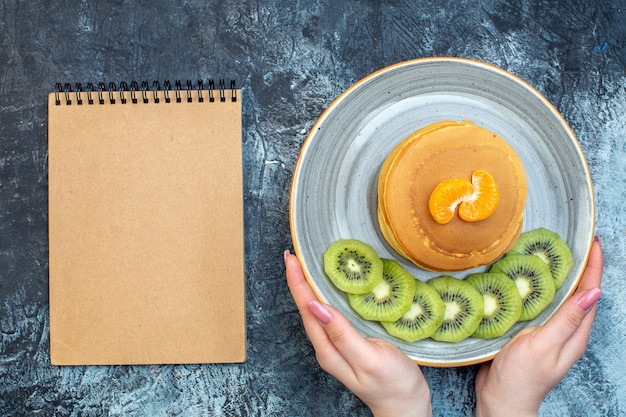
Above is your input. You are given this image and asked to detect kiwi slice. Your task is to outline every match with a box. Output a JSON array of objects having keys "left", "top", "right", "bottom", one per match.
[
  {"left": 507, "top": 228, "right": 573, "bottom": 289},
  {"left": 323, "top": 239, "right": 383, "bottom": 294},
  {"left": 380, "top": 279, "right": 446, "bottom": 342},
  {"left": 466, "top": 272, "right": 523, "bottom": 339},
  {"left": 347, "top": 258, "right": 416, "bottom": 322},
  {"left": 490, "top": 254, "right": 556, "bottom": 321},
  {"left": 427, "top": 275, "right": 484, "bottom": 343}
]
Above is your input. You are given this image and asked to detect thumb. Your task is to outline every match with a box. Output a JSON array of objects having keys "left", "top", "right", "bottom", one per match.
[
  {"left": 537, "top": 286, "right": 602, "bottom": 352},
  {"left": 308, "top": 300, "right": 378, "bottom": 368},
  {"left": 535, "top": 240, "right": 603, "bottom": 354},
  {"left": 475, "top": 362, "right": 491, "bottom": 392}
]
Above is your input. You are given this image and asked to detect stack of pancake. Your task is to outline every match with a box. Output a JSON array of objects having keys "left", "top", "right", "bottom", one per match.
[{"left": 378, "top": 120, "right": 528, "bottom": 272}]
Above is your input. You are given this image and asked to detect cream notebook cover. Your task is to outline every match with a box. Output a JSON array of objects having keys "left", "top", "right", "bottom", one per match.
[{"left": 48, "top": 81, "right": 245, "bottom": 365}]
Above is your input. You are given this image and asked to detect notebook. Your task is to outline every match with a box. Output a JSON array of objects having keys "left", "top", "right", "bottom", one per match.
[{"left": 48, "top": 80, "right": 245, "bottom": 365}]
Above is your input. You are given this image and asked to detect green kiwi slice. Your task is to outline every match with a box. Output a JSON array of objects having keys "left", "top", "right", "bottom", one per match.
[
  {"left": 490, "top": 254, "right": 556, "bottom": 321},
  {"left": 507, "top": 228, "right": 573, "bottom": 289},
  {"left": 466, "top": 272, "right": 523, "bottom": 339},
  {"left": 347, "top": 258, "right": 416, "bottom": 322},
  {"left": 323, "top": 239, "right": 383, "bottom": 294},
  {"left": 380, "top": 278, "right": 446, "bottom": 342},
  {"left": 427, "top": 275, "right": 484, "bottom": 343}
]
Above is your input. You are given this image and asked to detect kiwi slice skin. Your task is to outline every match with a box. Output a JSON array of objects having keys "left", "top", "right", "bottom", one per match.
[
  {"left": 490, "top": 254, "right": 556, "bottom": 321},
  {"left": 466, "top": 272, "right": 523, "bottom": 339},
  {"left": 380, "top": 279, "right": 446, "bottom": 342},
  {"left": 508, "top": 228, "right": 573, "bottom": 289},
  {"left": 347, "top": 259, "right": 416, "bottom": 322},
  {"left": 323, "top": 239, "right": 384, "bottom": 294},
  {"left": 427, "top": 275, "right": 484, "bottom": 343}
]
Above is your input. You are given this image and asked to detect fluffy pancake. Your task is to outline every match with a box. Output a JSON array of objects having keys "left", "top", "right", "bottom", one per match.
[{"left": 378, "top": 120, "right": 527, "bottom": 271}]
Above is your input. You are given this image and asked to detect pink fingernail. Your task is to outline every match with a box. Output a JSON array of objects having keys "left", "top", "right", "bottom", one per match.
[
  {"left": 283, "top": 250, "right": 290, "bottom": 263},
  {"left": 308, "top": 300, "right": 332, "bottom": 324},
  {"left": 594, "top": 235, "right": 601, "bottom": 245},
  {"left": 576, "top": 288, "right": 603, "bottom": 311}
]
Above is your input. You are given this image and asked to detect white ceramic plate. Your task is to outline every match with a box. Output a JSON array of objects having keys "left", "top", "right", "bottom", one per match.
[{"left": 289, "top": 57, "right": 594, "bottom": 367}]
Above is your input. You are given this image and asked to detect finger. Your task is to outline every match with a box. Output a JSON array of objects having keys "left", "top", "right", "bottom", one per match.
[
  {"left": 534, "top": 240, "right": 603, "bottom": 354},
  {"left": 284, "top": 252, "right": 394, "bottom": 369},
  {"left": 553, "top": 239, "right": 604, "bottom": 358},
  {"left": 310, "top": 301, "right": 387, "bottom": 371},
  {"left": 475, "top": 362, "right": 491, "bottom": 393},
  {"left": 284, "top": 252, "right": 356, "bottom": 378},
  {"left": 542, "top": 287, "right": 601, "bottom": 352},
  {"left": 559, "top": 298, "right": 599, "bottom": 363},
  {"left": 553, "top": 239, "right": 604, "bottom": 361},
  {"left": 284, "top": 251, "right": 319, "bottom": 311},
  {"left": 576, "top": 238, "right": 604, "bottom": 290},
  {"left": 285, "top": 252, "right": 406, "bottom": 380},
  {"left": 284, "top": 252, "right": 340, "bottom": 345}
]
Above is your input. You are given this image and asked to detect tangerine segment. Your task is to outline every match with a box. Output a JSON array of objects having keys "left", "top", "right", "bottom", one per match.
[
  {"left": 459, "top": 170, "right": 500, "bottom": 222},
  {"left": 428, "top": 170, "right": 500, "bottom": 224},
  {"left": 428, "top": 178, "right": 474, "bottom": 224}
]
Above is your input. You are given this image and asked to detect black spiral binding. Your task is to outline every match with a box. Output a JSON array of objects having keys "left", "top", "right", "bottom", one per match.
[{"left": 54, "top": 79, "right": 237, "bottom": 105}]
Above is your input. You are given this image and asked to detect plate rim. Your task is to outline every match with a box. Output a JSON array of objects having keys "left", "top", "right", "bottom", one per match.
[{"left": 289, "top": 56, "right": 595, "bottom": 367}]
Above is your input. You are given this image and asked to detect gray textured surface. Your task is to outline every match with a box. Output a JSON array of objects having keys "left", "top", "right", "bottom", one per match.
[{"left": 1, "top": 1, "right": 624, "bottom": 416}]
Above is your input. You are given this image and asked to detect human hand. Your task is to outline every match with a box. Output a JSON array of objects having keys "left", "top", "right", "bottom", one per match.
[
  {"left": 284, "top": 250, "right": 432, "bottom": 417},
  {"left": 475, "top": 237, "right": 604, "bottom": 417}
]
